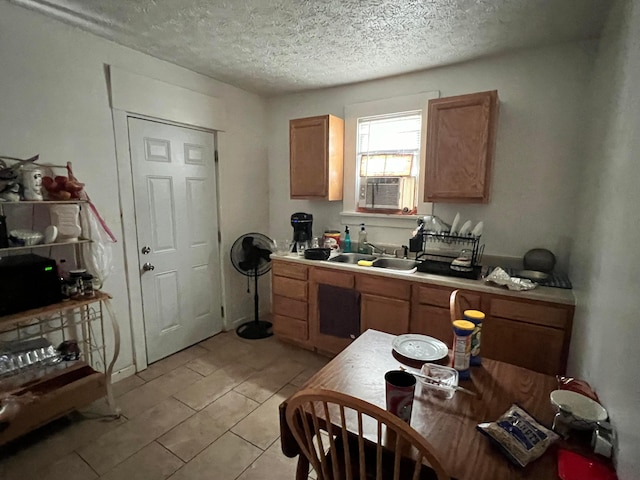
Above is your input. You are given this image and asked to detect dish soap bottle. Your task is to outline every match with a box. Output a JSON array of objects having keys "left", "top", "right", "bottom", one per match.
[
  {"left": 343, "top": 226, "right": 351, "bottom": 253},
  {"left": 357, "top": 223, "right": 368, "bottom": 253}
]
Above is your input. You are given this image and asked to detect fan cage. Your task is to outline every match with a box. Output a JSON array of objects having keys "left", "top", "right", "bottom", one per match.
[{"left": 230, "top": 232, "right": 274, "bottom": 277}]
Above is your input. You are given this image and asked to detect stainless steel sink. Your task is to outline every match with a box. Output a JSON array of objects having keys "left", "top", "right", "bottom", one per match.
[
  {"left": 327, "top": 253, "right": 377, "bottom": 264},
  {"left": 327, "top": 253, "right": 418, "bottom": 272},
  {"left": 371, "top": 258, "right": 419, "bottom": 271}
]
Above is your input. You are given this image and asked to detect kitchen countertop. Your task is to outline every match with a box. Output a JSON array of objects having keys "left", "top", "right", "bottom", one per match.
[{"left": 271, "top": 253, "right": 575, "bottom": 306}]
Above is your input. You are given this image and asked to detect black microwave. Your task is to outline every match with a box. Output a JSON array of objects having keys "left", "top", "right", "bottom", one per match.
[{"left": 0, "top": 254, "right": 61, "bottom": 316}]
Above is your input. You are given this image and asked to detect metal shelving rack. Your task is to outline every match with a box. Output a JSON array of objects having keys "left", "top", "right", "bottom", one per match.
[
  {"left": 0, "top": 292, "right": 121, "bottom": 445},
  {"left": 0, "top": 199, "right": 120, "bottom": 445},
  {"left": 0, "top": 200, "right": 91, "bottom": 260}
]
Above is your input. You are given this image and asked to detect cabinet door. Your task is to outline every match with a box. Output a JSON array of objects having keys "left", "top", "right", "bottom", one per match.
[
  {"left": 290, "top": 115, "right": 343, "bottom": 200},
  {"left": 360, "top": 294, "right": 410, "bottom": 335},
  {"left": 309, "top": 268, "right": 356, "bottom": 355},
  {"left": 410, "top": 304, "right": 453, "bottom": 348},
  {"left": 482, "top": 316, "right": 565, "bottom": 375},
  {"left": 424, "top": 90, "right": 498, "bottom": 203}
]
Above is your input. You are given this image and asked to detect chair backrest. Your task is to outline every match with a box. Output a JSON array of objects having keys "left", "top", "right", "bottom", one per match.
[
  {"left": 449, "top": 289, "right": 474, "bottom": 323},
  {"left": 285, "top": 388, "right": 449, "bottom": 480}
]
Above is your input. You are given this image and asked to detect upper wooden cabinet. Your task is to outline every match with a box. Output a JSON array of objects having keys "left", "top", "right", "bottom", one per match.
[
  {"left": 289, "top": 114, "right": 344, "bottom": 200},
  {"left": 424, "top": 90, "right": 499, "bottom": 203}
]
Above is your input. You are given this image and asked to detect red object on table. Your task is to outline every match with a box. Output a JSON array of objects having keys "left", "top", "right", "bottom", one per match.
[{"left": 558, "top": 449, "right": 617, "bottom": 480}]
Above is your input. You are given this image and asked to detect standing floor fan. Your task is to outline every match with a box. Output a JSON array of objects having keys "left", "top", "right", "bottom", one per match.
[{"left": 230, "top": 232, "right": 274, "bottom": 339}]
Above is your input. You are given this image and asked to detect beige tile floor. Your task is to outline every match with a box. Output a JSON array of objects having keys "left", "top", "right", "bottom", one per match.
[{"left": 0, "top": 331, "right": 330, "bottom": 480}]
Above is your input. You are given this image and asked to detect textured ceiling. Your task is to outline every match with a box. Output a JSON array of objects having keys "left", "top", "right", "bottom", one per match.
[{"left": 10, "top": 0, "right": 610, "bottom": 96}]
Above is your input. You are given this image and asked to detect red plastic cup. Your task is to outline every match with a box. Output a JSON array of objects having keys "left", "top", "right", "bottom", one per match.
[{"left": 385, "top": 370, "right": 416, "bottom": 424}]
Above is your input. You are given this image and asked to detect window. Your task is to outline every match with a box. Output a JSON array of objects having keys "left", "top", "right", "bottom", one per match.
[
  {"left": 356, "top": 112, "right": 421, "bottom": 213},
  {"left": 342, "top": 91, "right": 439, "bottom": 229}
]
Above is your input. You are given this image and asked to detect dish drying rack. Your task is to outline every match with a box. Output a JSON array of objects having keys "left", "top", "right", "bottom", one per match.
[{"left": 410, "top": 231, "right": 485, "bottom": 266}]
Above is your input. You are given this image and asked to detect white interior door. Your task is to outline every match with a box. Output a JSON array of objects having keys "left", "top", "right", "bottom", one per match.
[{"left": 128, "top": 117, "right": 222, "bottom": 363}]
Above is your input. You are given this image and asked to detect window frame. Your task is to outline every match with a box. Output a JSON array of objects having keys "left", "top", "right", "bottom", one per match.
[{"left": 341, "top": 91, "right": 440, "bottom": 229}]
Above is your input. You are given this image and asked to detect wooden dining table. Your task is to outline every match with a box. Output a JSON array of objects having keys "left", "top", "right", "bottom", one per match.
[{"left": 279, "top": 329, "right": 559, "bottom": 480}]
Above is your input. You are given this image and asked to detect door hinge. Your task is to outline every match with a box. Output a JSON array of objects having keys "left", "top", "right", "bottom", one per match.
[
  {"left": 214, "top": 150, "right": 219, "bottom": 163},
  {"left": 220, "top": 306, "right": 225, "bottom": 318},
  {"left": 217, "top": 230, "right": 221, "bottom": 243}
]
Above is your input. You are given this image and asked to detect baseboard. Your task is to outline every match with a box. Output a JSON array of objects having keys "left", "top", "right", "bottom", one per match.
[{"left": 110, "top": 364, "right": 136, "bottom": 383}]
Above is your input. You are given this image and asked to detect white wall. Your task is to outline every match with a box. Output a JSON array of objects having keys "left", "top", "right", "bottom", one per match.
[
  {"left": 0, "top": 2, "right": 269, "bottom": 374},
  {"left": 568, "top": 1, "right": 640, "bottom": 477},
  {"left": 267, "top": 43, "right": 594, "bottom": 270}
]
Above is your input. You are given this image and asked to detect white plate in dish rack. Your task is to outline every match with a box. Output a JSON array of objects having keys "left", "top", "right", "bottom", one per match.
[{"left": 392, "top": 334, "right": 448, "bottom": 362}]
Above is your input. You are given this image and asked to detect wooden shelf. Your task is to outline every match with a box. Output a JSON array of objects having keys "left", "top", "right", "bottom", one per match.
[
  {"left": 0, "top": 361, "right": 106, "bottom": 446},
  {"left": 0, "top": 238, "right": 92, "bottom": 254},
  {"left": 0, "top": 291, "right": 111, "bottom": 332}
]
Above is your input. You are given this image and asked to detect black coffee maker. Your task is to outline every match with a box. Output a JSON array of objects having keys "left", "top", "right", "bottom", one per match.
[{"left": 291, "top": 212, "right": 313, "bottom": 252}]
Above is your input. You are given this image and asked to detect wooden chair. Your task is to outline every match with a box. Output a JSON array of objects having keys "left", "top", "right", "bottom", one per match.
[
  {"left": 449, "top": 289, "right": 474, "bottom": 323},
  {"left": 285, "top": 388, "right": 450, "bottom": 480}
]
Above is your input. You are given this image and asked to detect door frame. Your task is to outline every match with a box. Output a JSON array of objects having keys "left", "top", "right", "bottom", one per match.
[{"left": 109, "top": 66, "right": 228, "bottom": 372}]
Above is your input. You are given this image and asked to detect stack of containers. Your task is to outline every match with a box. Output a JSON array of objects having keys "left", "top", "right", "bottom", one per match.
[
  {"left": 452, "top": 309, "right": 487, "bottom": 380},
  {"left": 465, "top": 310, "right": 486, "bottom": 366}
]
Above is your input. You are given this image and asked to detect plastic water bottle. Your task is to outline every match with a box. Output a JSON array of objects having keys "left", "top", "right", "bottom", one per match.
[{"left": 357, "top": 224, "right": 367, "bottom": 253}]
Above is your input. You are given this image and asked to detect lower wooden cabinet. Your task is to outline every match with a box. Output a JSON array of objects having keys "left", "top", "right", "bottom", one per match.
[
  {"left": 410, "top": 284, "right": 481, "bottom": 348},
  {"left": 410, "top": 304, "right": 454, "bottom": 348},
  {"left": 481, "top": 294, "right": 574, "bottom": 375},
  {"left": 360, "top": 294, "right": 410, "bottom": 335},
  {"left": 309, "top": 267, "right": 356, "bottom": 355},
  {"left": 271, "top": 258, "right": 574, "bottom": 375},
  {"left": 482, "top": 316, "right": 565, "bottom": 376}
]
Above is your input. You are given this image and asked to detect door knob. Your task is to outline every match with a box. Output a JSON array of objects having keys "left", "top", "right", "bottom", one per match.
[
  {"left": 142, "top": 262, "right": 155, "bottom": 272},
  {"left": 141, "top": 246, "right": 151, "bottom": 254}
]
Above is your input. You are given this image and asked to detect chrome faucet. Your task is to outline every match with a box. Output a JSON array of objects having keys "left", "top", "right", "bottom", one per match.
[
  {"left": 364, "top": 242, "right": 386, "bottom": 255},
  {"left": 394, "top": 245, "right": 409, "bottom": 259}
]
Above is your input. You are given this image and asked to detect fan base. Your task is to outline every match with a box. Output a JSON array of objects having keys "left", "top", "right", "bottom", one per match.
[{"left": 236, "top": 320, "right": 273, "bottom": 340}]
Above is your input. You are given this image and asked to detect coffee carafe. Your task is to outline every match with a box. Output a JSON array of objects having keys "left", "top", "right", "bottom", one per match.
[{"left": 291, "top": 212, "right": 313, "bottom": 253}]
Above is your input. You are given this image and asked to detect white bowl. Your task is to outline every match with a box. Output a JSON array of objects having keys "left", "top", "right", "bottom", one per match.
[
  {"left": 8, "top": 229, "right": 44, "bottom": 246},
  {"left": 550, "top": 390, "right": 607, "bottom": 430}
]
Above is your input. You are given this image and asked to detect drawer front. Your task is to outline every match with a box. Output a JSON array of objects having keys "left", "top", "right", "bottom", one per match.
[
  {"left": 273, "top": 295, "right": 307, "bottom": 321},
  {"left": 414, "top": 284, "right": 481, "bottom": 309},
  {"left": 356, "top": 275, "right": 411, "bottom": 300},
  {"left": 311, "top": 268, "right": 355, "bottom": 288},
  {"left": 488, "top": 297, "right": 568, "bottom": 329},
  {"left": 272, "top": 275, "right": 307, "bottom": 301},
  {"left": 272, "top": 261, "right": 308, "bottom": 280},
  {"left": 272, "top": 314, "right": 308, "bottom": 341}
]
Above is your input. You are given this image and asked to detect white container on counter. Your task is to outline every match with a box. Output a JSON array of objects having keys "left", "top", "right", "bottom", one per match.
[{"left": 50, "top": 204, "right": 81, "bottom": 242}]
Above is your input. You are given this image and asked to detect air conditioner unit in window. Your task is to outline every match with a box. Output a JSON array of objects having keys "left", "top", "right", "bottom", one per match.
[{"left": 358, "top": 177, "right": 416, "bottom": 210}]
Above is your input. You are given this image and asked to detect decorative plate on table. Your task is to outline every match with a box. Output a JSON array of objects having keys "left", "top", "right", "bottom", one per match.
[{"left": 392, "top": 334, "right": 448, "bottom": 362}]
